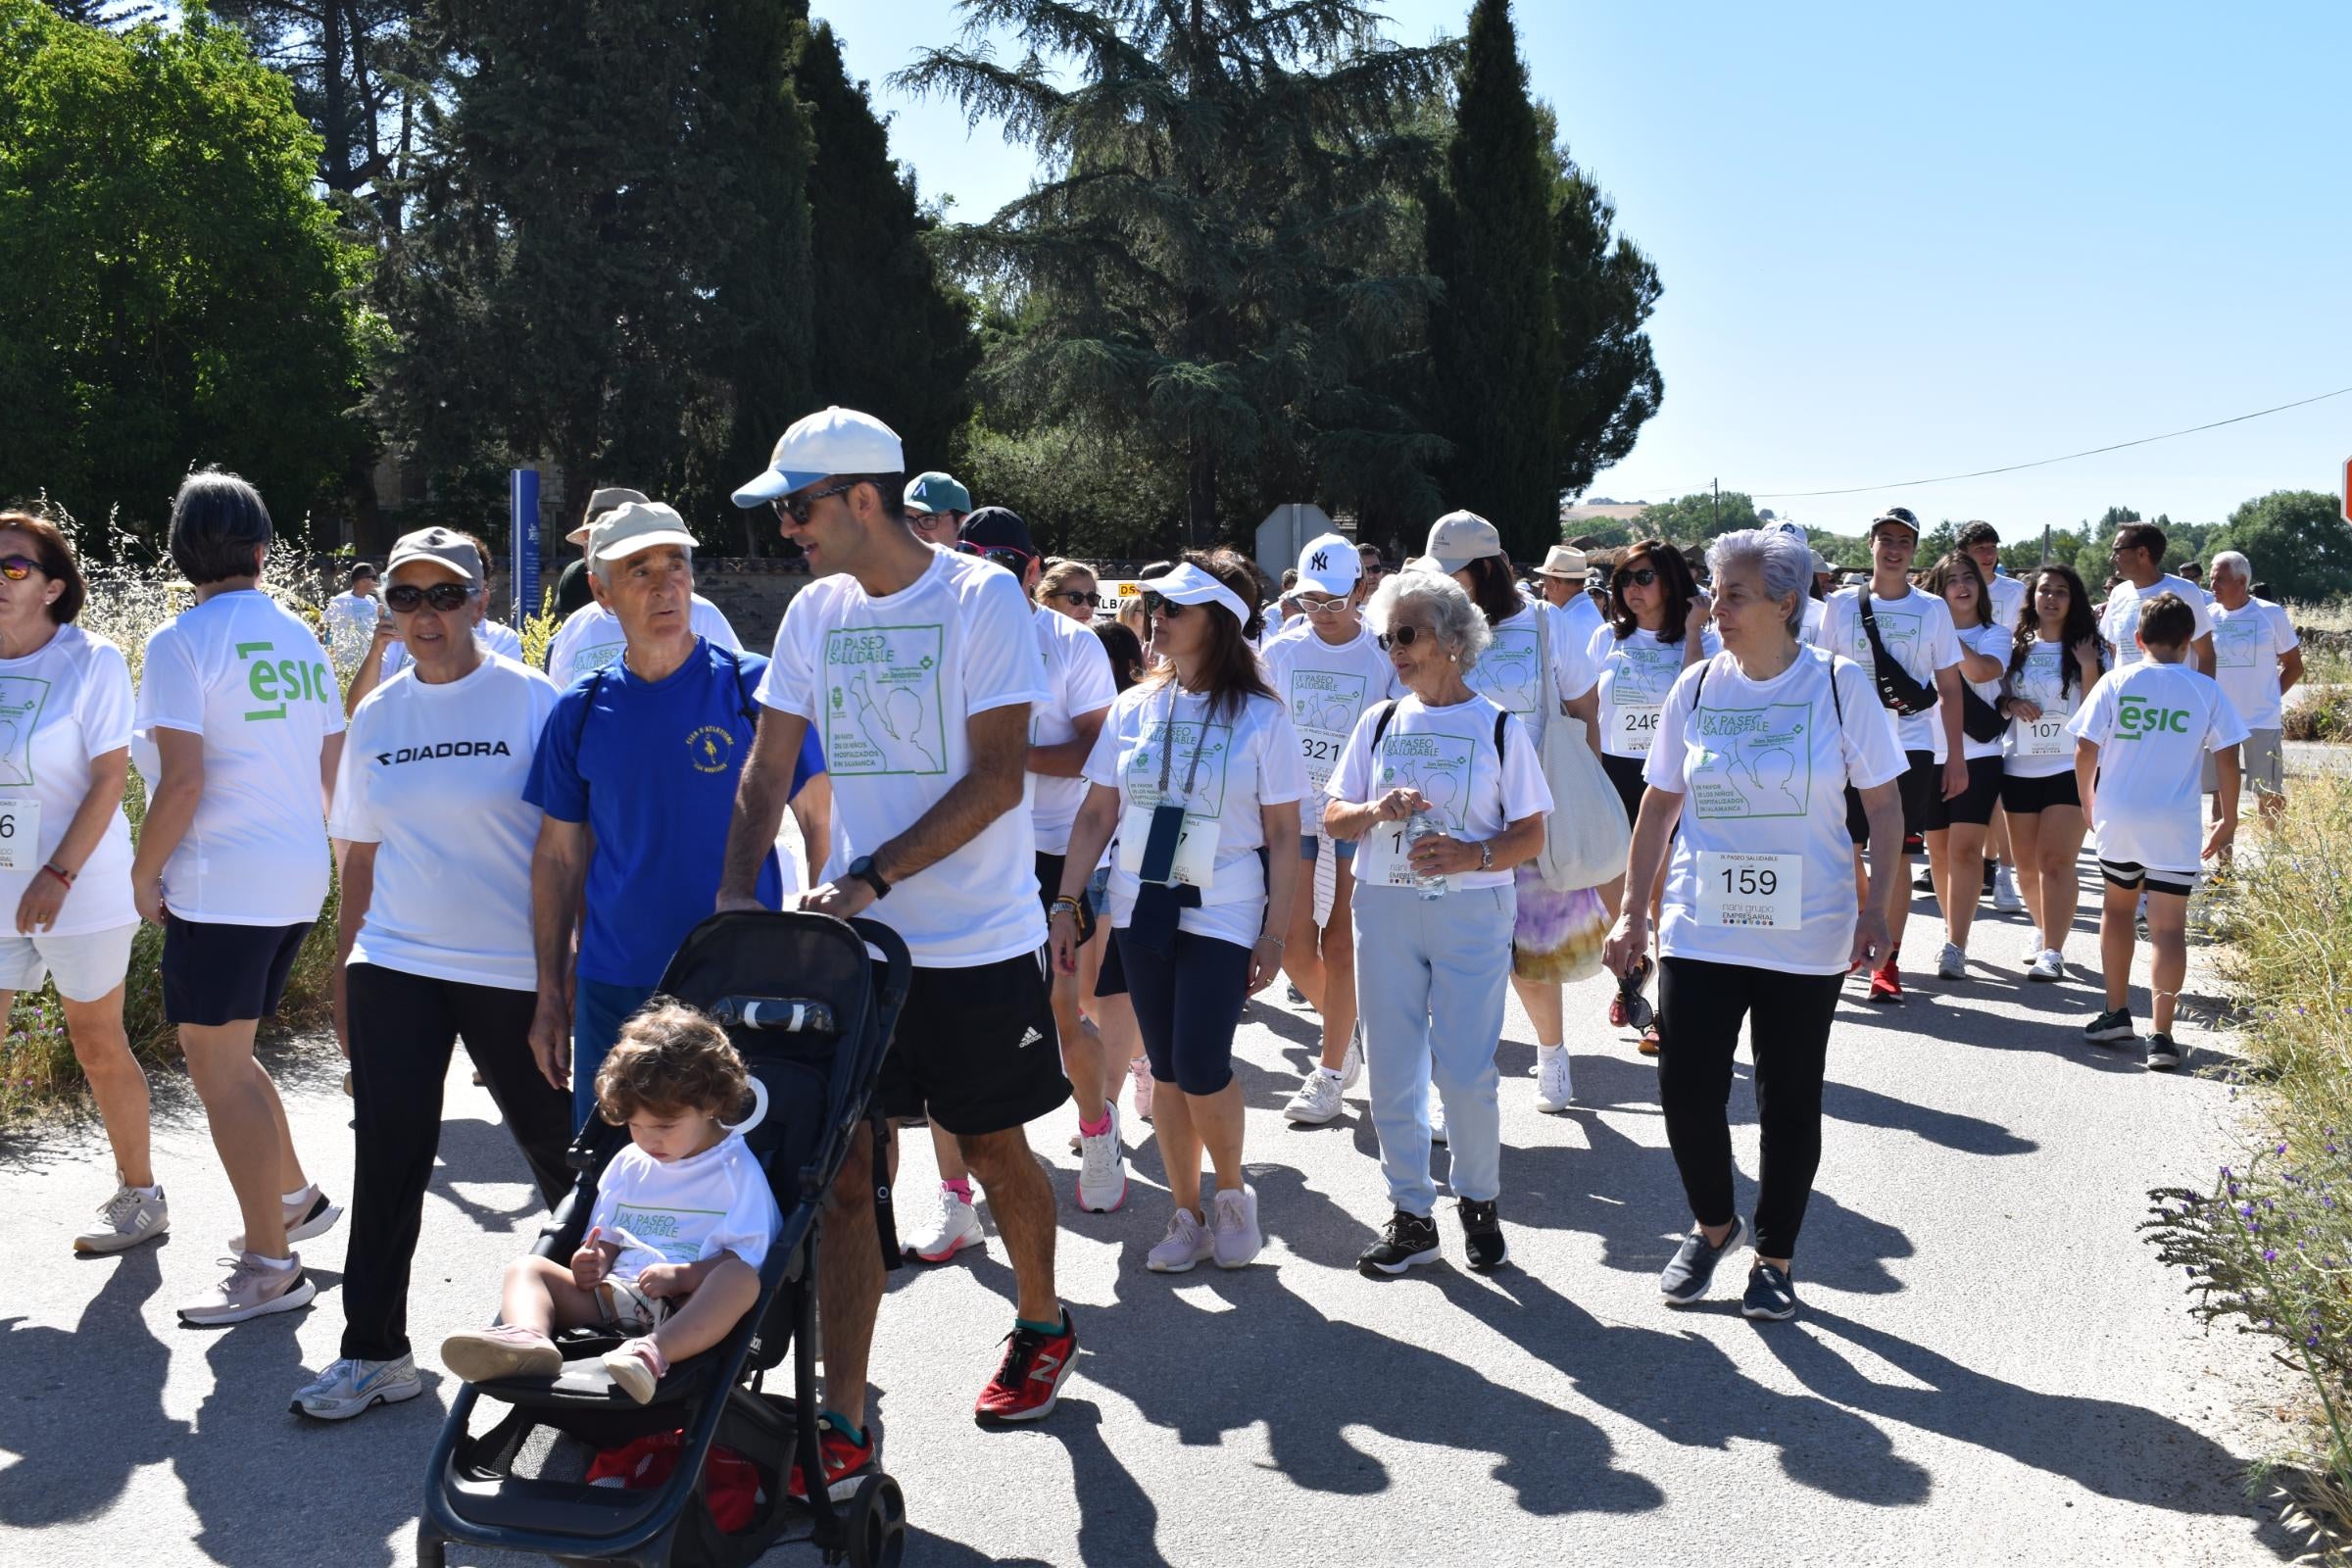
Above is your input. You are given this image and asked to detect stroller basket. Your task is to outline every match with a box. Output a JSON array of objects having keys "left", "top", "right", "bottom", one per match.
[{"left": 418, "top": 911, "right": 911, "bottom": 1568}]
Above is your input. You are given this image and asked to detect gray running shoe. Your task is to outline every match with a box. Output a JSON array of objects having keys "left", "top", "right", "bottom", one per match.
[
  {"left": 1660, "top": 1215, "right": 1748, "bottom": 1305},
  {"left": 74, "top": 1178, "right": 168, "bottom": 1254},
  {"left": 178, "top": 1252, "right": 315, "bottom": 1327},
  {"left": 227, "top": 1187, "right": 341, "bottom": 1252},
  {"left": 291, "top": 1354, "right": 422, "bottom": 1421},
  {"left": 1741, "top": 1261, "right": 1799, "bottom": 1322}
]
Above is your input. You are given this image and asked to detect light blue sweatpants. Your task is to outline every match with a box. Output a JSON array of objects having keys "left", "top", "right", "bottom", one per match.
[{"left": 1350, "top": 881, "right": 1517, "bottom": 1215}]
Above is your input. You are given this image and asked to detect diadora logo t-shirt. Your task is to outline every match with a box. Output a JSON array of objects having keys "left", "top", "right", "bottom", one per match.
[{"left": 134, "top": 590, "right": 346, "bottom": 926}]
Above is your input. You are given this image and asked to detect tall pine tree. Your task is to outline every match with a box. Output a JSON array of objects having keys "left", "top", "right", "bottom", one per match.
[
  {"left": 1425, "top": 0, "right": 1560, "bottom": 561},
  {"left": 797, "top": 22, "right": 976, "bottom": 476},
  {"left": 900, "top": 0, "right": 1452, "bottom": 548},
  {"left": 1549, "top": 159, "right": 1661, "bottom": 502}
]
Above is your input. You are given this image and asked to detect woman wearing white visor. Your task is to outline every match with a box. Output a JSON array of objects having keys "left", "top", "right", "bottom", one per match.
[{"left": 1051, "top": 552, "right": 1305, "bottom": 1272}]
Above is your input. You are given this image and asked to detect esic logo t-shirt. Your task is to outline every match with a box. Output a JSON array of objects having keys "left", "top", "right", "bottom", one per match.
[{"left": 2068, "top": 661, "right": 2248, "bottom": 874}]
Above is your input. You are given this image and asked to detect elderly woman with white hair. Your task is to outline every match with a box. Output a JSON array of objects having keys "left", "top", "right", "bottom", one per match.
[
  {"left": 1602, "top": 527, "right": 1907, "bottom": 1323},
  {"left": 1324, "top": 570, "right": 1551, "bottom": 1277}
]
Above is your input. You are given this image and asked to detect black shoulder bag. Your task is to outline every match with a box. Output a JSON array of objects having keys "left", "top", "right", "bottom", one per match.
[{"left": 1856, "top": 595, "right": 1940, "bottom": 717}]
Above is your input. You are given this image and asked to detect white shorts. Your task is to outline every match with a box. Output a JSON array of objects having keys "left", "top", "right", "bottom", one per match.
[{"left": 0, "top": 921, "right": 138, "bottom": 1003}]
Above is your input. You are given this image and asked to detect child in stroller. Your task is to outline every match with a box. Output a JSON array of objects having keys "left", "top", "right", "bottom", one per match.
[{"left": 442, "top": 1000, "right": 782, "bottom": 1404}]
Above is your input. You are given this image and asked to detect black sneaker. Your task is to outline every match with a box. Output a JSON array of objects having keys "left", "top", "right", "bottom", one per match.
[
  {"left": 2082, "top": 1007, "right": 2135, "bottom": 1045},
  {"left": 1980, "top": 858, "right": 1996, "bottom": 898},
  {"left": 1660, "top": 1215, "right": 1747, "bottom": 1305},
  {"left": 1457, "top": 1200, "right": 1508, "bottom": 1273},
  {"left": 2144, "top": 1033, "right": 2184, "bottom": 1071},
  {"left": 1357, "top": 1210, "right": 1442, "bottom": 1277},
  {"left": 1912, "top": 865, "right": 1935, "bottom": 892},
  {"left": 1741, "top": 1261, "right": 1799, "bottom": 1322}
]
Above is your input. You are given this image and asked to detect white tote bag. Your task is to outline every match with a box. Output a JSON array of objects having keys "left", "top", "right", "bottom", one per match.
[{"left": 1532, "top": 606, "right": 1632, "bottom": 892}]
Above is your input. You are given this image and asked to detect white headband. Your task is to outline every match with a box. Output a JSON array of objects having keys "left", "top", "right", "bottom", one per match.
[{"left": 1145, "top": 563, "right": 1251, "bottom": 628}]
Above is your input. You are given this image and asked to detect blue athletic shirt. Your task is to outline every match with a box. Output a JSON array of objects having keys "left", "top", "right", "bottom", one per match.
[{"left": 525, "top": 639, "right": 822, "bottom": 986}]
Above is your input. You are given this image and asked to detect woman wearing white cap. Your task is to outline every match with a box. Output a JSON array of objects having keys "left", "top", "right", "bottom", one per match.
[
  {"left": 1325, "top": 570, "right": 1550, "bottom": 1274},
  {"left": 1050, "top": 550, "right": 1305, "bottom": 1273},
  {"left": 1261, "top": 532, "right": 1399, "bottom": 1126},
  {"left": 1419, "top": 511, "right": 1601, "bottom": 1121},
  {"left": 1603, "top": 527, "right": 1906, "bottom": 1322},
  {"left": 290, "top": 527, "right": 573, "bottom": 1420},
  {"left": 1588, "top": 538, "right": 1715, "bottom": 1054}
]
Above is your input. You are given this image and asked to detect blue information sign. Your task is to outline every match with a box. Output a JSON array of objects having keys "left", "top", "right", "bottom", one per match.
[{"left": 509, "top": 468, "right": 542, "bottom": 622}]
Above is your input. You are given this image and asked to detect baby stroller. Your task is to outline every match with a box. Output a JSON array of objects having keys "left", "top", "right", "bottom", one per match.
[{"left": 418, "top": 910, "right": 912, "bottom": 1568}]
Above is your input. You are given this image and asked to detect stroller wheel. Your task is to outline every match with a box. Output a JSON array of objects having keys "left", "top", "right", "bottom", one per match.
[{"left": 842, "top": 1473, "right": 906, "bottom": 1568}]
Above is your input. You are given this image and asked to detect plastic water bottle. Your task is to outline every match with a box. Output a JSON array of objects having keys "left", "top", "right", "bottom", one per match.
[{"left": 1406, "top": 808, "right": 1448, "bottom": 902}]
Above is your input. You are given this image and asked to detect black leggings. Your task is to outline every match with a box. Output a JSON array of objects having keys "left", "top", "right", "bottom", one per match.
[
  {"left": 341, "top": 963, "right": 574, "bottom": 1362},
  {"left": 1113, "top": 927, "right": 1251, "bottom": 1096},
  {"left": 1657, "top": 956, "right": 1841, "bottom": 1261}
]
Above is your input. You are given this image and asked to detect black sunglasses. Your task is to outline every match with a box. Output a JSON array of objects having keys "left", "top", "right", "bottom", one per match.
[
  {"left": 0, "top": 555, "right": 41, "bottom": 582},
  {"left": 1055, "top": 590, "right": 1102, "bottom": 608},
  {"left": 385, "top": 582, "right": 476, "bottom": 612},
  {"left": 771, "top": 479, "right": 859, "bottom": 526},
  {"left": 1375, "top": 625, "right": 1424, "bottom": 650},
  {"left": 1621, "top": 566, "right": 1659, "bottom": 587},
  {"left": 1141, "top": 591, "right": 1189, "bottom": 618}
]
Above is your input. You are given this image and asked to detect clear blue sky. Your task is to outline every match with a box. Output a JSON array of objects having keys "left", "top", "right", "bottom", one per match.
[{"left": 822, "top": 0, "right": 2352, "bottom": 538}]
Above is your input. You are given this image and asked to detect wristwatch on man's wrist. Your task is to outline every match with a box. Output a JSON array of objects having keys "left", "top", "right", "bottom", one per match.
[
  {"left": 847, "top": 855, "right": 891, "bottom": 901},
  {"left": 1478, "top": 840, "right": 1494, "bottom": 871}
]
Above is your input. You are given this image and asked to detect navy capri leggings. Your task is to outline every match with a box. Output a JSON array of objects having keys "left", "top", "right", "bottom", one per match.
[{"left": 1112, "top": 927, "right": 1252, "bottom": 1097}]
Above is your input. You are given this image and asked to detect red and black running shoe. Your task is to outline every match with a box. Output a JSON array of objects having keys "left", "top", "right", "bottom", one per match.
[
  {"left": 974, "top": 1308, "right": 1077, "bottom": 1427},
  {"left": 786, "top": 1413, "right": 876, "bottom": 1503}
]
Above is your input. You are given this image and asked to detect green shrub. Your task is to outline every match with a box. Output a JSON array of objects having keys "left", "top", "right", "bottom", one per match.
[{"left": 2143, "top": 775, "right": 2352, "bottom": 1558}]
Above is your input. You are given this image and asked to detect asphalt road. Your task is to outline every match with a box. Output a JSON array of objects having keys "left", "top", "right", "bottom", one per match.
[{"left": 1, "top": 860, "right": 2300, "bottom": 1567}]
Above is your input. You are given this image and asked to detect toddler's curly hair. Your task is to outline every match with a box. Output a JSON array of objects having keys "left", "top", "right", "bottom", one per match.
[{"left": 594, "top": 997, "right": 751, "bottom": 1126}]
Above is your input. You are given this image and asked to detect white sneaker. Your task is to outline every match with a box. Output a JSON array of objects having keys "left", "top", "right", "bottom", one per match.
[
  {"left": 1429, "top": 1090, "right": 1448, "bottom": 1146},
  {"left": 1339, "top": 1025, "right": 1363, "bottom": 1095},
  {"left": 1128, "top": 1054, "right": 1154, "bottom": 1123},
  {"left": 908, "top": 1186, "right": 983, "bottom": 1263},
  {"left": 1535, "top": 1045, "right": 1575, "bottom": 1112},
  {"left": 1936, "top": 942, "right": 1966, "bottom": 979},
  {"left": 1077, "top": 1101, "right": 1128, "bottom": 1213},
  {"left": 1210, "top": 1185, "right": 1262, "bottom": 1269},
  {"left": 1146, "top": 1206, "right": 1214, "bottom": 1273},
  {"left": 290, "top": 1354, "right": 422, "bottom": 1421},
  {"left": 227, "top": 1186, "right": 341, "bottom": 1252},
  {"left": 1992, "top": 865, "right": 2024, "bottom": 912},
  {"left": 178, "top": 1251, "right": 315, "bottom": 1326},
  {"left": 2028, "top": 949, "right": 2065, "bottom": 983},
  {"left": 74, "top": 1177, "right": 168, "bottom": 1254},
  {"left": 1282, "top": 1067, "right": 1346, "bottom": 1125}
]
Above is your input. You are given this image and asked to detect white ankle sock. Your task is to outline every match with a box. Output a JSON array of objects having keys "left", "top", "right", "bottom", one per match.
[{"left": 282, "top": 1184, "right": 315, "bottom": 1206}]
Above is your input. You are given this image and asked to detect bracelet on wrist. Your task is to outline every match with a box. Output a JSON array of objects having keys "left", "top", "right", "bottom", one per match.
[{"left": 41, "top": 862, "right": 74, "bottom": 888}]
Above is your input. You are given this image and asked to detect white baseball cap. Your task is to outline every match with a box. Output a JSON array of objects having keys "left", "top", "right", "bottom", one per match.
[
  {"left": 588, "top": 501, "right": 697, "bottom": 564},
  {"left": 731, "top": 407, "right": 906, "bottom": 508},
  {"left": 1294, "top": 532, "right": 1361, "bottom": 598},
  {"left": 1417, "top": 511, "right": 1505, "bottom": 574}
]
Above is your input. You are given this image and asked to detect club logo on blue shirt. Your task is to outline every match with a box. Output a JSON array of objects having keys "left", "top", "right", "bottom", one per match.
[{"left": 687, "top": 724, "right": 737, "bottom": 773}]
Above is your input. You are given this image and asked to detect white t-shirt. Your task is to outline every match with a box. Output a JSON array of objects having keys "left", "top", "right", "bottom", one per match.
[
  {"left": 378, "top": 620, "right": 524, "bottom": 683},
  {"left": 2101, "top": 573, "right": 2214, "bottom": 667},
  {"left": 1028, "top": 605, "right": 1117, "bottom": 855},
  {"left": 0, "top": 624, "right": 137, "bottom": 935},
  {"left": 2209, "top": 598, "right": 2297, "bottom": 732},
  {"left": 1082, "top": 684, "right": 1307, "bottom": 949},
  {"left": 1643, "top": 649, "right": 1905, "bottom": 975},
  {"left": 549, "top": 595, "right": 741, "bottom": 685},
  {"left": 588, "top": 1131, "right": 782, "bottom": 1281},
  {"left": 2003, "top": 638, "right": 2095, "bottom": 779},
  {"left": 2070, "top": 661, "right": 2248, "bottom": 874},
  {"left": 1987, "top": 573, "right": 2027, "bottom": 633},
  {"left": 330, "top": 654, "right": 557, "bottom": 991},
  {"left": 1326, "top": 694, "right": 1550, "bottom": 893},
  {"left": 1589, "top": 623, "right": 1719, "bottom": 760},
  {"left": 133, "top": 590, "right": 346, "bottom": 925},
  {"left": 1260, "top": 619, "right": 1402, "bottom": 795},
  {"left": 1797, "top": 598, "right": 1828, "bottom": 648},
  {"left": 760, "top": 550, "right": 1047, "bottom": 967},
  {"left": 1819, "top": 585, "right": 1963, "bottom": 757},
  {"left": 1463, "top": 603, "right": 1599, "bottom": 749},
  {"left": 322, "top": 590, "right": 380, "bottom": 664},
  {"left": 1954, "top": 622, "right": 2010, "bottom": 761}
]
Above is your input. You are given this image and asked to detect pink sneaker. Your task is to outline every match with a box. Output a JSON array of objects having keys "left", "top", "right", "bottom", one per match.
[
  {"left": 1129, "top": 1055, "right": 1153, "bottom": 1123},
  {"left": 602, "top": 1337, "right": 669, "bottom": 1403}
]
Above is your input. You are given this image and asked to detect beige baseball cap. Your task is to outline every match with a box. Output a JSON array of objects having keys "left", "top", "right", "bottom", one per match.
[
  {"left": 1416, "top": 511, "right": 1506, "bottom": 574},
  {"left": 588, "top": 501, "right": 697, "bottom": 564}
]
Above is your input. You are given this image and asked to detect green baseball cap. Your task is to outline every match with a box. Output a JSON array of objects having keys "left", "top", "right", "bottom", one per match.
[{"left": 904, "top": 472, "right": 971, "bottom": 515}]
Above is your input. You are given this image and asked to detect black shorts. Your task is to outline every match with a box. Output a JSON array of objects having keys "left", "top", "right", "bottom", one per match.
[
  {"left": 878, "top": 950, "right": 1071, "bottom": 1137},
  {"left": 1847, "top": 750, "right": 1936, "bottom": 852},
  {"left": 2001, "top": 769, "right": 2081, "bottom": 815},
  {"left": 1927, "top": 755, "right": 2003, "bottom": 830},
  {"left": 1601, "top": 751, "right": 1646, "bottom": 830},
  {"left": 2099, "top": 859, "right": 2198, "bottom": 898},
  {"left": 161, "top": 914, "right": 314, "bottom": 1028}
]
